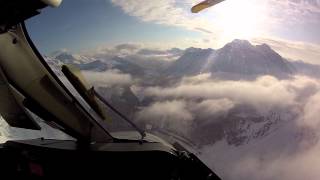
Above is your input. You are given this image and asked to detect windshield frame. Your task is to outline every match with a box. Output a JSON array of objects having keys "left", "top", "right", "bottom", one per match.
[{"left": 20, "top": 22, "right": 115, "bottom": 142}]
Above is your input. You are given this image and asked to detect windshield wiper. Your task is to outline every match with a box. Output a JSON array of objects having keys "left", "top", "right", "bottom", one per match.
[
  {"left": 61, "top": 64, "right": 145, "bottom": 141},
  {"left": 92, "top": 88, "right": 146, "bottom": 140}
]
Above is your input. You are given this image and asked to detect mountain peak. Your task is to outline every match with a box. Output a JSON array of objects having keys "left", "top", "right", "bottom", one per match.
[
  {"left": 228, "top": 39, "right": 252, "bottom": 47},
  {"left": 185, "top": 47, "right": 214, "bottom": 54},
  {"left": 232, "top": 39, "right": 251, "bottom": 44},
  {"left": 256, "top": 43, "right": 272, "bottom": 51},
  {"left": 185, "top": 47, "right": 201, "bottom": 53},
  {"left": 219, "top": 39, "right": 254, "bottom": 52},
  {"left": 50, "top": 51, "right": 92, "bottom": 64},
  {"left": 49, "top": 49, "right": 70, "bottom": 58},
  {"left": 207, "top": 39, "right": 295, "bottom": 78}
]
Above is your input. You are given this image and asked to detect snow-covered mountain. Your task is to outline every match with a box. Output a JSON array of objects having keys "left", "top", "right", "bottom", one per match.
[
  {"left": 167, "top": 39, "right": 296, "bottom": 80},
  {"left": 51, "top": 50, "right": 94, "bottom": 64},
  {"left": 165, "top": 47, "right": 215, "bottom": 76},
  {"left": 209, "top": 40, "right": 295, "bottom": 79},
  {"left": 46, "top": 40, "right": 320, "bottom": 81},
  {"left": 47, "top": 50, "right": 148, "bottom": 78}
]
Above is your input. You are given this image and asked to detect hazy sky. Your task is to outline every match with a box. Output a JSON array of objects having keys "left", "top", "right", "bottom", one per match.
[{"left": 26, "top": 0, "right": 320, "bottom": 63}]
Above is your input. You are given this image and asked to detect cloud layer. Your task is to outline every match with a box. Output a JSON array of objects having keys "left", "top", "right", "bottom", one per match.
[
  {"left": 142, "top": 75, "right": 312, "bottom": 114},
  {"left": 83, "top": 69, "right": 133, "bottom": 87},
  {"left": 136, "top": 100, "right": 194, "bottom": 134},
  {"left": 134, "top": 73, "right": 320, "bottom": 180}
]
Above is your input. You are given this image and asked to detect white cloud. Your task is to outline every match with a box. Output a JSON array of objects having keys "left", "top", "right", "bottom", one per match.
[
  {"left": 181, "top": 73, "right": 212, "bottom": 84},
  {"left": 299, "top": 92, "right": 320, "bottom": 129},
  {"left": 135, "top": 100, "right": 193, "bottom": 134},
  {"left": 111, "top": 0, "right": 199, "bottom": 29},
  {"left": 158, "top": 73, "right": 320, "bottom": 180},
  {"left": 83, "top": 43, "right": 143, "bottom": 58},
  {"left": 267, "top": 0, "right": 320, "bottom": 24},
  {"left": 83, "top": 43, "right": 182, "bottom": 63},
  {"left": 229, "top": 145, "right": 320, "bottom": 180},
  {"left": 143, "top": 75, "right": 315, "bottom": 114},
  {"left": 197, "top": 87, "right": 320, "bottom": 180},
  {"left": 135, "top": 98, "right": 234, "bottom": 133},
  {"left": 83, "top": 69, "right": 133, "bottom": 86},
  {"left": 110, "top": 0, "right": 228, "bottom": 48},
  {"left": 191, "top": 98, "right": 235, "bottom": 117}
]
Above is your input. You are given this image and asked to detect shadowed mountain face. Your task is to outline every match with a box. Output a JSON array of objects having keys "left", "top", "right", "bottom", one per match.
[
  {"left": 165, "top": 47, "right": 215, "bottom": 76},
  {"left": 167, "top": 39, "right": 295, "bottom": 79},
  {"left": 210, "top": 40, "right": 295, "bottom": 78}
]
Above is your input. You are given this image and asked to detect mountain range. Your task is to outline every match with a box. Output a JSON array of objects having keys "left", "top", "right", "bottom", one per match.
[
  {"left": 47, "top": 40, "right": 318, "bottom": 138},
  {"left": 47, "top": 39, "right": 320, "bottom": 81},
  {"left": 42, "top": 40, "right": 319, "bottom": 147}
]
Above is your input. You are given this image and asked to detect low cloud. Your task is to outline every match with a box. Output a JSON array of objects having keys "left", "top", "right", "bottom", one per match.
[
  {"left": 135, "top": 98, "right": 235, "bottom": 134},
  {"left": 196, "top": 89, "right": 320, "bottom": 180},
  {"left": 299, "top": 92, "right": 320, "bottom": 129},
  {"left": 181, "top": 73, "right": 212, "bottom": 83},
  {"left": 83, "top": 69, "right": 133, "bottom": 87},
  {"left": 228, "top": 143, "right": 320, "bottom": 180},
  {"left": 135, "top": 100, "right": 193, "bottom": 134},
  {"left": 135, "top": 73, "right": 320, "bottom": 180},
  {"left": 143, "top": 75, "right": 317, "bottom": 114},
  {"left": 192, "top": 99, "right": 235, "bottom": 117}
]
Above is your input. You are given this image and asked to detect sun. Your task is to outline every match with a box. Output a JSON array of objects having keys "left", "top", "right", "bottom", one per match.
[{"left": 205, "top": 0, "right": 267, "bottom": 42}]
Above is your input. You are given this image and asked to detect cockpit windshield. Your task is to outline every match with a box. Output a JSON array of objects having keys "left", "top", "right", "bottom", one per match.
[{"left": 13, "top": 0, "right": 320, "bottom": 179}]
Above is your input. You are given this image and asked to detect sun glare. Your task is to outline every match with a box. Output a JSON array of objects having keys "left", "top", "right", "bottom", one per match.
[{"left": 207, "top": 0, "right": 267, "bottom": 42}]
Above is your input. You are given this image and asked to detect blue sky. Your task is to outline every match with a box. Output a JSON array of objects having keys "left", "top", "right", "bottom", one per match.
[
  {"left": 26, "top": 0, "right": 202, "bottom": 54},
  {"left": 26, "top": 0, "right": 320, "bottom": 64}
]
